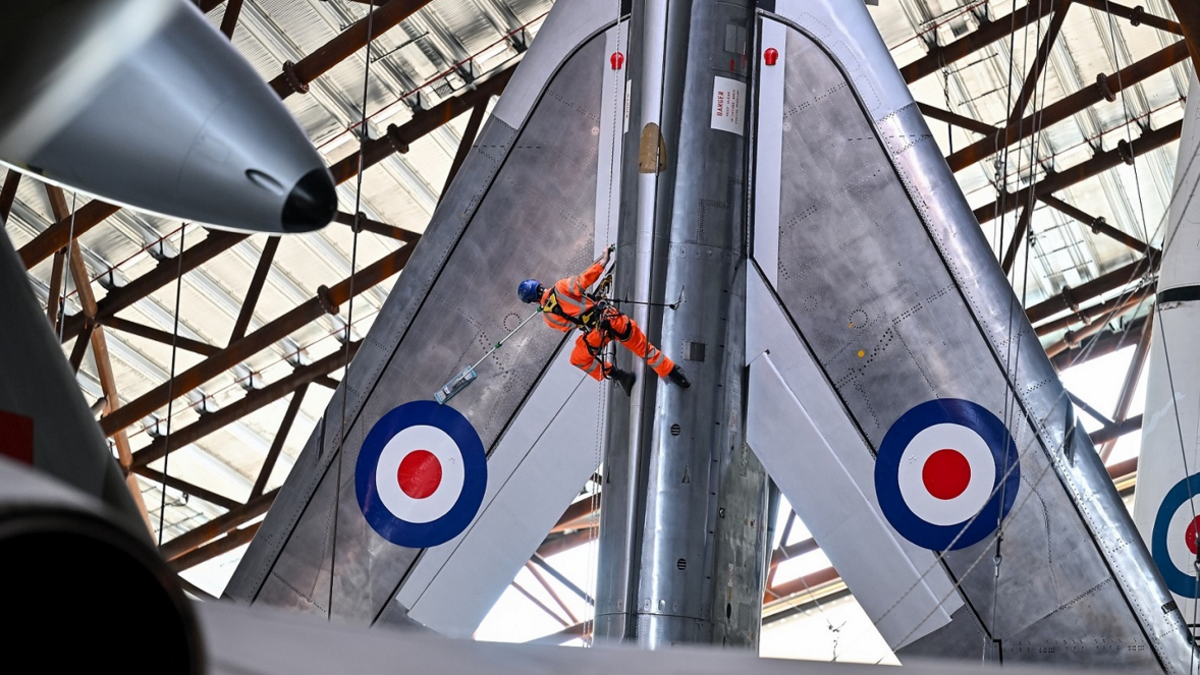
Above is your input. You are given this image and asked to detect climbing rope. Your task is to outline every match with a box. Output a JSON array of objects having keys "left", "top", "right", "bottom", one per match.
[
  {"left": 157, "top": 224, "right": 188, "bottom": 546},
  {"left": 581, "top": 0, "right": 630, "bottom": 644},
  {"left": 328, "top": 0, "right": 378, "bottom": 619}
]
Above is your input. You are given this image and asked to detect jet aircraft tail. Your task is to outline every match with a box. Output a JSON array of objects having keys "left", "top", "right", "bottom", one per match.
[
  {"left": 226, "top": 0, "right": 629, "bottom": 637},
  {"left": 743, "top": 1, "right": 1195, "bottom": 670}
]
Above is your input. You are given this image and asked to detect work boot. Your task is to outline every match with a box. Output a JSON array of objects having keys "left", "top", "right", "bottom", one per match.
[
  {"left": 611, "top": 368, "right": 636, "bottom": 396},
  {"left": 667, "top": 365, "right": 690, "bottom": 389}
]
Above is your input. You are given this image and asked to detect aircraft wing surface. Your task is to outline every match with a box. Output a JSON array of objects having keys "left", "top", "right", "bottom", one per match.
[
  {"left": 225, "top": 0, "right": 628, "bottom": 636},
  {"left": 197, "top": 596, "right": 1103, "bottom": 675},
  {"left": 743, "top": 2, "right": 1194, "bottom": 670},
  {"left": 0, "top": 211, "right": 147, "bottom": 536}
]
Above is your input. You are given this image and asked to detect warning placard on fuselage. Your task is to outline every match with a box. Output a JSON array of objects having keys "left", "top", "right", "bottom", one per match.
[{"left": 711, "top": 76, "right": 746, "bottom": 136}]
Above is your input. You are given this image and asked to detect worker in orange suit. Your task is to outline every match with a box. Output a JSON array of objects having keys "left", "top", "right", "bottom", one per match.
[{"left": 518, "top": 246, "right": 690, "bottom": 396}]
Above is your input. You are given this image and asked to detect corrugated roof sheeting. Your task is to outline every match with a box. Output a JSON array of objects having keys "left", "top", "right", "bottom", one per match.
[
  {"left": 2, "top": 0, "right": 1191, "bottom": 577},
  {"left": 880, "top": 0, "right": 1192, "bottom": 323}
]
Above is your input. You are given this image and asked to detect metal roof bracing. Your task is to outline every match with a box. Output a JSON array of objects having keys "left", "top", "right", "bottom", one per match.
[{"left": 0, "top": 0, "right": 1193, "bottom": 640}]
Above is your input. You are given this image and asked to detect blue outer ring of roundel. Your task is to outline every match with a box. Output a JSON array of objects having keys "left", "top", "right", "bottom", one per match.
[
  {"left": 1152, "top": 472, "right": 1200, "bottom": 598},
  {"left": 355, "top": 400, "right": 487, "bottom": 549},
  {"left": 874, "top": 398, "right": 1020, "bottom": 552}
]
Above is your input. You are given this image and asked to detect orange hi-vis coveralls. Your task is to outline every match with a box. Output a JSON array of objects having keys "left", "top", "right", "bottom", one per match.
[{"left": 539, "top": 261, "right": 675, "bottom": 381}]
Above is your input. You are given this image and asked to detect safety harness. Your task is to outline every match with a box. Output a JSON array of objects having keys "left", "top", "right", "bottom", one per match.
[
  {"left": 542, "top": 273, "right": 615, "bottom": 330},
  {"left": 542, "top": 288, "right": 600, "bottom": 329},
  {"left": 542, "top": 274, "right": 627, "bottom": 363}
]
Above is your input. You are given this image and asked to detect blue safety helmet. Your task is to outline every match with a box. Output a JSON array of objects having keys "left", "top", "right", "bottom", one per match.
[{"left": 518, "top": 279, "right": 543, "bottom": 304}]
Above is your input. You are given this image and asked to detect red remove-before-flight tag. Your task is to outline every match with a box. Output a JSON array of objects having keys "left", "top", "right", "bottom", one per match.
[{"left": 0, "top": 410, "right": 33, "bottom": 465}]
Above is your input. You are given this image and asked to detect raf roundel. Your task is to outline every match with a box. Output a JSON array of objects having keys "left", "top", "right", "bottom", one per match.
[
  {"left": 355, "top": 400, "right": 487, "bottom": 549},
  {"left": 1151, "top": 472, "right": 1200, "bottom": 598},
  {"left": 874, "top": 399, "right": 1020, "bottom": 551}
]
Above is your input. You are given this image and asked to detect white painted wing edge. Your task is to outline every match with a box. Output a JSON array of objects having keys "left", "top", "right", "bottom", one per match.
[
  {"left": 394, "top": 24, "right": 629, "bottom": 629},
  {"left": 745, "top": 268, "right": 961, "bottom": 650},
  {"left": 395, "top": 345, "right": 603, "bottom": 637},
  {"left": 493, "top": 0, "right": 619, "bottom": 129},
  {"left": 198, "top": 598, "right": 1081, "bottom": 675}
]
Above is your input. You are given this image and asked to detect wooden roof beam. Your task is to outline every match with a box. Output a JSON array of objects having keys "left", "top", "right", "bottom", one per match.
[
  {"left": 268, "top": 0, "right": 437, "bottom": 99},
  {"left": 1050, "top": 314, "right": 1147, "bottom": 370},
  {"left": 1038, "top": 194, "right": 1156, "bottom": 255},
  {"left": 219, "top": 0, "right": 245, "bottom": 39},
  {"left": 47, "top": 185, "right": 155, "bottom": 535},
  {"left": 59, "top": 230, "right": 246, "bottom": 344},
  {"left": 901, "top": 1, "right": 1058, "bottom": 84},
  {"left": 99, "top": 242, "right": 408, "bottom": 437},
  {"left": 160, "top": 488, "right": 277, "bottom": 561},
  {"left": 1027, "top": 255, "right": 1158, "bottom": 325},
  {"left": 1001, "top": 203, "right": 1034, "bottom": 275},
  {"left": 229, "top": 236, "right": 280, "bottom": 344},
  {"left": 1044, "top": 294, "right": 1147, "bottom": 357},
  {"left": 1166, "top": 0, "right": 1200, "bottom": 73},
  {"left": 918, "top": 102, "right": 1000, "bottom": 137},
  {"left": 170, "top": 521, "right": 262, "bottom": 572},
  {"left": 130, "top": 341, "right": 361, "bottom": 470},
  {"left": 329, "top": 64, "right": 514, "bottom": 184},
  {"left": 974, "top": 119, "right": 1182, "bottom": 225},
  {"left": 0, "top": 170, "right": 19, "bottom": 226},
  {"left": 1006, "top": 0, "right": 1072, "bottom": 126},
  {"left": 18, "top": 199, "right": 121, "bottom": 270},
  {"left": 103, "top": 315, "right": 222, "bottom": 357},
  {"left": 1034, "top": 284, "right": 1153, "bottom": 336},
  {"left": 1098, "top": 312, "right": 1153, "bottom": 460},
  {"left": 133, "top": 466, "right": 242, "bottom": 511},
  {"left": 1073, "top": 0, "right": 1184, "bottom": 35},
  {"left": 947, "top": 40, "right": 1188, "bottom": 173},
  {"left": 249, "top": 384, "right": 307, "bottom": 499}
]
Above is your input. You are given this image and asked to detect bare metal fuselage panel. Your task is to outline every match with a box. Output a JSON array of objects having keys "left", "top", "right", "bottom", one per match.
[
  {"left": 226, "top": 2, "right": 616, "bottom": 634},
  {"left": 747, "top": 3, "right": 1192, "bottom": 670}
]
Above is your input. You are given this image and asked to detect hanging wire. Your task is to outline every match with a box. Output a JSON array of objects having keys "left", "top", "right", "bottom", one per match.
[
  {"left": 55, "top": 191, "right": 78, "bottom": 344},
  {"left": 770, "top": 524, "right": 847, "bottom": 659},
  {"left": 327, "top": 0, "right": 378, "bottom": 620},
  {"left": 847, "top": 0, "right": 1200, "bottom": 658},
  {"left": 866, "top": 141, "right": 1200, "bottom": 673},
  {"left": 1100, "top": 0, "right": 1200, "bottom": 660},
  {"left": 157, "top": 224, "right": 188, "bottom": 545},
  {"left": 991, "top": 0, "right": 1060, "bottom": 653},
  {"left": 866, "top": 107, "right": 1200, "bottom": 672},
  {"left": 943, "top": 62, "right": 954, "bottom": 156},
  {"left": 983, "top": 0, "right": 1039, "bottom": 658},
  {"left": 580, "top": 0, "right": 631, "bottom": 646}
]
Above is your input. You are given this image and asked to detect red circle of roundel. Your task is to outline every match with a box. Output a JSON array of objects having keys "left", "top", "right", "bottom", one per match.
[
  {"left": 397, "top": 450, "right": 442, "bottom": 499},
  {"left": 1187, "top": 517, "right": 1200, "bottom": 557},
  {"left": 922, "top": 449, "right": 971, "bottom": 500}
]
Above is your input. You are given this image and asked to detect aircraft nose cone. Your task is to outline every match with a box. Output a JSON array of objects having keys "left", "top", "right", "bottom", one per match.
[{"left": 281, "top": 168, "right": 337, "bottom": 232}]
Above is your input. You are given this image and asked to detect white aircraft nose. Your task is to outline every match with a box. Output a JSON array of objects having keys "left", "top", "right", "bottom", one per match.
[{"left": 0, "top": 0, "right": 337, "bottom": 234}]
